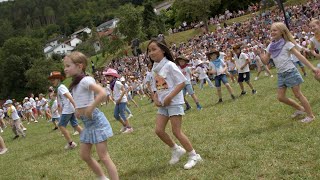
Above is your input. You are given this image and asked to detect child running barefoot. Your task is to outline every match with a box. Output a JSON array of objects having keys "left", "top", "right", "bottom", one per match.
[
  {"left": 104, "top": 69, "right": 133, "bottom": 134},
  {"left": 64, "top": 52, "right": 118, "bottom": 180},
  {"left": 148, "top": 38, "right": 202, "bottom": 170},
  {"left": 259, "top": 22, "right": 320, "bottom": 123},
  {"left": 175, "top": 56, "right": 202, "bottom": 111},
  {"left": 207, "top": 50, "right": 236, "bottom": 103},
  {"left": 48, "top": 71, "right": 82, "bottom": 149}
]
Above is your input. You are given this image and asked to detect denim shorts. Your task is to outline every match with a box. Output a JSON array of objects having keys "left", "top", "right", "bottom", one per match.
[
  {"left": 52, "top": 117, "right": 60, "bottom": 122},
  {"left": 215, "top": 74, "right": 229, "bottom": 87},
  {"left": 183, "top": 84, "right": 195, "bottom": 96},
  {"left": 114, "top": 102, "right": 128, "bottom": 121},
  {"left": 79, "top": 108, "right": 113, "bottom": 144},
  {"left": 277, "top": 68, "right": 303, "bottom": 88},
  {"left": 58, "top": 113, "right": 79, "bottom": 127},
  {"left": 238, "top": 72, "right": 250, "bottom": 82},
  {"left": 294, "top": 61, "right": 304, "bottom": 68},
  {"left": 228, "top": 70, "right": 237, "bottom": 75},
  {"left": 157, "top": 104, "right": 185, "bottom": 117}
]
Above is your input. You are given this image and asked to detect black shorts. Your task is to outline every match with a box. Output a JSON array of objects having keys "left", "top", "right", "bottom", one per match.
[{"left": 238, "top": 72, "right": 250, "bottom": 82}]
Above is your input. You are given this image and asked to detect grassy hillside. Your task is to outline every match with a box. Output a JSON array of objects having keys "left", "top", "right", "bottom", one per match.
[{"left": 1, "top": 61, "right": 320, "bottom": 179}]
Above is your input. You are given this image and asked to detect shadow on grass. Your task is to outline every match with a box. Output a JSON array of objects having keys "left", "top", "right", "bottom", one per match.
[
  {"left": 239, "top": 121, "right": 294, "bottom": 138},
  {"left": 121, "top": 164, "right": 169, "bottom": 180}
]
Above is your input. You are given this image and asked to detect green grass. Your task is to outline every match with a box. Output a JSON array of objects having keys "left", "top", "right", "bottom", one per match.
[{"left": 1, "top": 61, "right": 320, "bottom": 179}]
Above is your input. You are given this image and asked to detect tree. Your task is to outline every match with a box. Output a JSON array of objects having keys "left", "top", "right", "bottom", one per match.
[
  {"left": 172, "top": 0, "right": 221, "bottom": 32},
  {"left": 25, "top": 58, "right": 63, "bottom": 95},
  {"left": 116, "top": 4, "right": 146, "bottom": 43},
  {"left": 0, "top": 20, "right": 14, "bottom": 46}
]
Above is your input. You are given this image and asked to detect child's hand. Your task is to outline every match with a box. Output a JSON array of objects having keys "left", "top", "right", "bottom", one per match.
[
  {"left": 163, "top": 96, "right": 172, "bottom": 106},
  {"left": 314, "top": 68, "right": 320, "bottom": 81},
  {"left": 153, "top": 93, "right": 162, "bottom": 107},
  {"left": 84, "top": 106, "right": 94, "bottom": 120}
]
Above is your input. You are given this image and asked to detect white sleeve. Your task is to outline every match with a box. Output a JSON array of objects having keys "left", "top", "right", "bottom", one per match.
[
  {"left": 80, "top": 76, "right": 96, "bottom": 90},
  {"left": 170, "top": 64, "right": 187, "bottom": 85},
  {"left": 58, "top": 85, "right": 70, "bottom": 95}
]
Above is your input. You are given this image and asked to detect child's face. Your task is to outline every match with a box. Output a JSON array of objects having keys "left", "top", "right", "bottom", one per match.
[
  {"left": 270, "top": 25, "right": 282, "bottom": 41},
  {"left": 50, "top": 79, "right": 60, "bottom": 87},
  {"left": 105, "top": 75, "right": 113, "bottom": 81},
  {"left": 309, "top": 22, "right": 320, "bottom": 33},
  {"left": 210, "top": 54, "right": 217, "bottom": 60},
  {"left": 178, "top": 59, "right": 186, "bottom": 65},
  {"left": 148, "top": 42, "right": 165, "bottom": 62},
  {"left": 63, "top": 57, "right": 83, "bottom": 78}
]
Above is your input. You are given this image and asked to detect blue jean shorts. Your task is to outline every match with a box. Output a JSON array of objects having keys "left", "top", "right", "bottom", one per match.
[
  {"left": 52, "top": 117, "right": 60, "bottom": 122},
  {"left": 79, "top": 108, "right": 113, "bottom": 144},
  {"left": 58, "top": 113, "right": 79, "bottom": 127},
  {"left": 277, "top": 68, "right": 303, "bottom": 88},
  {"left": 157, "top": 104, "right": 185, "bottom": 117},
  {"left": 215, "top": 74, "right": 229, "bottom": 87},
  {"left": 183, "top": 84, "right": 195, "bottom": 96},
  {"left": 228, "top": 70, "right": 237, "bottom": 75}
]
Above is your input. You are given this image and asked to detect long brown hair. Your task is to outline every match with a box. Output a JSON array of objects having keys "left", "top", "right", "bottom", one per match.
[
  {"left": 64, "top": 51, "right": 88, "bottom": 90},
  {"left": 147, "top": 38, "right": 174, "bottom": 62}
]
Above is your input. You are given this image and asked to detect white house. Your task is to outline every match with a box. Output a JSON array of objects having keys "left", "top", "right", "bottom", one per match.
[
  {"left": 44, "top": 43, "right": 74, "bottom": 58},
  {"left": 70, "top": 37, "right": 82, "bottom": 47},
  {"left": 97, "top": 18, "right": 119, "bottom": 32},
  {"left": 71, "top": 27, "right": 92, "bottom": 39}
]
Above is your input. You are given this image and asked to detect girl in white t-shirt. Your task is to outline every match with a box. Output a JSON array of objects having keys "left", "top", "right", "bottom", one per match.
[
  {"left": 64, "top": 52, "right": 118, "bottom": 180},
  {"left": 260, "top": 22, "right": 320, "bottom": 123},
  {"left": 147, "top": 38, "right": 202, "bottom": 170},
  {"left": 5, "top": 100, "right": 26, "bottom": 139},
  {"left": 309, "top": 19, "right": 320, "bottom": 67},
  {"left": 49, "top": 93, "right": 59, "bottom": 130},
  {"left": 104, "top": 69, "right": 133, "bottom": 134}
]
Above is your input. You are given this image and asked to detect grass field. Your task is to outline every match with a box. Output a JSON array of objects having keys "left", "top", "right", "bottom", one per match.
[{"left": 1, "top": 61, "right": 320, "bottom": 179}]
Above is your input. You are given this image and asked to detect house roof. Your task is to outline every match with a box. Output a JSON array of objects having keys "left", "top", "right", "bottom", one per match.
[
  {"left": 97, "top": 18, "right": 119, "bottom": 32},
  {"left": 71, "top": 27, "right": 91, "bottom": 36},
  {"left": 98, "top": 29, "right": 114, "bottom": 38}
]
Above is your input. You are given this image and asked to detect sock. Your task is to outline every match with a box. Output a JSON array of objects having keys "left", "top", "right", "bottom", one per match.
[
  {"left": 188, "top": 149, "right": 197, "bottom": 156},
  {"left": 172, "top": 144, "right": 179, "bottom": 150}
]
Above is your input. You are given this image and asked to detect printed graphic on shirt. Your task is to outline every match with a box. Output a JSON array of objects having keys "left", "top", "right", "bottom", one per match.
[{"left": 155, "top": 74, "right": 168, "bottom": 91}]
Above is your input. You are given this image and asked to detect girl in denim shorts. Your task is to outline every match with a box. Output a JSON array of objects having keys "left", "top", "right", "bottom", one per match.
[
  {"left": 147, "top": 38, "right": 202, "bottom": 170},
  {"left": 64, "top": 52, "right": 119, "bottom": 180},
  {"left": 260, "top": 22, "right": 320, "bottom": 123}
]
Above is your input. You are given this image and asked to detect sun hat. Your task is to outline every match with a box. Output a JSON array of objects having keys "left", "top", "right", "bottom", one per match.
[
  {"left": 102, "top": 68, "right": 120, "bottom": 78},
  {"left": 232, "top": 44, "right": 242, "bottom": 50},
  {"left": 24, "top": 97, "right": 29, "bottom": 100},
  {"left": 206, "top": 50, "right": 220, "bottom": 59},
  {"left": 175, "top": 56, "right": 190, "bottom": 63},
  {"left": 4, "top": 99, "right": 13, "bottom": 105},
  {"left": 48, "top": 71, "right": 65, "bottom": 80}
]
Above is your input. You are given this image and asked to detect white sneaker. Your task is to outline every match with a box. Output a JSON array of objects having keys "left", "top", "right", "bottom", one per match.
[
  {"left": 23, "top": 128, "right": 27, "bottom": 131},
  {"left": 122, "top": 127, "right": 133, "bottom": 134},
  {"left": 72, "top": 131, "right": 79, "bottom": 136},
  {"left": 127, "top": 114, "right": 133, "bottom": 119},
  {"left": 34, "top": 120, "right": 38, "bottom": 123},
  {"left": 270, "top": 75, "right": 274, "bottom": 78},
  {"left": 300, "top": 116, "right": 315, "bottom": 123},
  {"left": 291, "top": 110, "right": 306, "bottom": 118},
  {"left": 169, "top": 146, "right": 186, "bottom": 165},
  {"left": 184, "top": 154, "right": 202, "bottom": 170},
  {"left": 0, "top": 128, "right": 3, "bottom": 133},
  {"left": 64, "top": 142, "right": 77, "bottom": 150},
  {"left": 0, "top": 148, "right": 8, "bottom": 155},
  {"left": 254, "top": 77, "right": 258, "bottom": 81}
]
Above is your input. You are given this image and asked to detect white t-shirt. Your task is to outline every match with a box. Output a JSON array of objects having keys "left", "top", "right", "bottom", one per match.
[
  {"left": 72, "top": 76, "right": 96, "bottom": 108},
  {"left": 266, "top": 41, "right": 296, "bottom": 73},
  {"left": 113, "top": 81, "right": 127, "bottom": 103},
  {"left": 234, "top": 53, "right": 250, "bottom": 73},
  {"left": 23, "top": 102, "right": 32, "bottom": 112},
  {"left": 8, "top": 105, "right": 20, "bottom": 120},
  {"left": 209, "top": 59, "right": 226, "bottom": 76},
  {"left": 195, "top": 66, "right": 208, "bottom": 79},
  {"left": 178, "top": 66, "right": 192, "bottom": 84},
  {"left": 226, "top": 60, "right": 236, "bottom": 71},
  {"left": 51, "top": 100, "right": 60, "bottom": 118},
  {"left": 57, "top": 84, "right": 75, "bottom": 114},
  {"left": 310, "top": 36, "right": 320, "bottom": 50},
  {"left": 152, "top": 60, "right": 186, "bottom": 106},
  {"left": 29, "top": 97, "right": 36, "bottom": 108},
  {"left": 0, "top": 109, "right": 4, "bottom": 118}
]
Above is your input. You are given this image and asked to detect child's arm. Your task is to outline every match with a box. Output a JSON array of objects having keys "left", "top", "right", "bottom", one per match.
[
  {"left": 163, "top": 82, "right": 185, "bottom": 106},
  {"left": 64, "top": 92, "right": 76, "bottom": 109},
  {"left": 259, "top": 50, "right": 271, "bottom": 65},
  {"left": 117, "top": 86, "right": 126, "bottom": 104},
  {"left": 290, "top": 47, "right": 318, "bottom": 73},
  {"left": 310, "top": 41, "right": 320, "bottom": 58},
  {"left": 86, "top": 83, "right": 107, "bottom": 117}
]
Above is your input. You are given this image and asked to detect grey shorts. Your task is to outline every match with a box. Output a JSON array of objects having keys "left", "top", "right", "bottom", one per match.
[
  {"left": 277, "top": 68, "right": 303, "bottom": 88},
  {"left": 157, "top": 104, "right": 185, "bottom": 117}
]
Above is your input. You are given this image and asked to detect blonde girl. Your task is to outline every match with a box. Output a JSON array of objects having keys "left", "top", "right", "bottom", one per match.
[
  {"left": 259, "top": 22, "right": 320, "bottom": 123},
  {"left": 309, "top": 19, "right": 320, "bottom": 66},
  {"left": 148, "top": 38, "right": 202, "bottom": 170},
  {"left": 64, "top": 52, "right": 118, "bottom": 180}
]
